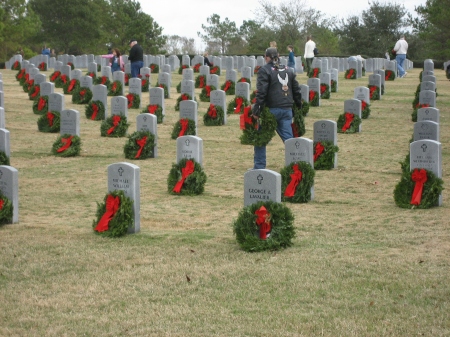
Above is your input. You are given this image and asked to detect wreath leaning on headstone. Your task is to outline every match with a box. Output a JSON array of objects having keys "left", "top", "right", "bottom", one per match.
[
  {"left": 16, "top": 69, "right": 26, "bottom": 82},
  {"left": 92, "top": 190, "right": 134, "bottom": 238},
  {"left": 411, "top": 103, "right": 429, "bottom": 122},
  {"left": 361, "top": 100, "right": 370, "bottom": 119},
  {"left": 221, "top": 80, "right": 235, "bottom": 95},
  {"left": 345, "top": 68, "right": 356, "bottom": 79},
  {"left": 51, "top": 134, "right": 81, "bottom": 157},
  {"left": 95, "top": 76, "right": 111, "bottom": 87},
  {"left": 233, "top": 200, "right": 295, "bottom": 252},
  {"left": 240, "top": 106, "right": 277, "bottom": 147},
  {"left": 238, "top": 77, "right": 251, "bottom": 85},
  {"left": 37, "top": 111, "right": 60, "bottom": 133},
  {"left": 167, "top": 158, "right": 207, "bottom": 196},
  {"left": 331, "top": 79, "right": 337, "bottom": 92},
  {"left": 123, "top": 130, "right": 155, "bottom": 160},
  {"left": 195, "top": 75, "right": 206, "bottom": 89},
  {"left": 126, "top": 93, "right": 140, "bottom": 109},
  {"left": 176, "top": 81, "right": 181, "bottom": 93},
  {"left": 72, "top": 87, "right": 93, "bottom": 104},
  {"left": 11, "top": 60, "right": 21, "bottom": 71},
  {"left": 139, "top": 74, "right": 150, "bottom": 92},
  {"left": 150, "top": 63, "right": 159, "bottom": 74},
  {"left": 199, "top": 85, "right": 216, "bottom": 102},
  {"left": 28, "top": 84, "right": 40, "bottom": 100},
  {"left": 0, "top": 190, "right": 14, "bottom": 226},
  {"left": 175, "top": 93, "right": 193, "bottom": 111},
  {"left": 124, "top": 73, "right": 131, "bottom": 86},
  {"left": 85, "top": 100, "right": 105, "bottom": 121},
  {"left": 385, "top": 70, "right": 396, "bottom": 81},
  {"left": 313, "top": 140, "right": 339, "bottom": 170},
  {"left": 100, "top": 115, "right": 129, "bottom": 137},
  {"left": 0, "top": 151, "right": 10, "bottom": 166},
  {"left": 67, "top": 62, "right": 75, "bottom": 70},
  {"left": 337, "top": 112, "right": 362, "bottom": 134},
  {"left": 227, "top": 96, "right": 249, "bottom": 114},
  {"left": 394, "top": 168, "right": 443, "bottom": 209},
  {"left": 33, "top": 95, "right": 49, "bottom": 115},
  {"left": 291, "top": 105, "right": 306, "bottom": 137},
  {"left": 171, "top": 118, "right": 196, "bottom": 139},
  {"left": 369, "top": 85, "right": 380, "bottom": 100},
  {"left": 86, "top": 71, "right": 97, "bottom": 80},
  {"left": 155, "top": 83, "right": 169, "bottom": 98},
  {"left": 49, "top": 71, "right": 61, "bottom": 84},
  {"left": 281, "top": 161, "right": 315, "bottom": 203},
  {"left": 22, "top": 79, "right": 34, "bottom": 93},
  {"left": 203, "top": 104, "right": 225, "bottom": 126},
  {"left": 193, "top": 63, "right": 201, "bottom": 73},
  {"left": 55, "top": 74, "right": 68, "bottom": 88},
  {"left": 141, "top": 104, "right": 164, "bottom": 124},
  {"left": 320, "top": 83, "right": 330, "bottom": 99},
  {"left": 309, "top": 90, "right": 319, "bottom": 107},
  {"left": 108, "top": 80, "right": 123, "bottom": 96},
  {"left": 308, "top": 67, "right": 321, "bottom": 78},
  {"left": 178, "top": 65, "right": 189, "bottom": 75},
  {"left": 210, "top": 66, "right": 221, "bottom": 75},
  {"left": 38, "top": 62, "right": 47, "bottom": 71}
]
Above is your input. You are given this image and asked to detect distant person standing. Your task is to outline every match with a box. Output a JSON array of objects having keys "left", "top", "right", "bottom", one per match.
[
  {"left": 101, "top": 48, "right": 124, "bottom": 73},
  {"left": 287, "top": 45, "right": 296, "bottom": 73},
  {"left": 204, "top": 52, "right": 213, "bottom": 66},
  {"left": 393, "top": 35, "right": 408, "bottom": 78},
  {"left": 128, "top": 39, "right": 143, "bottom": 78},
  {"left": 41, "top": 46, "right": 50, "bottom": 56},
  {"left": 304, "top": 35, "right": 315, "bottom": 74}
]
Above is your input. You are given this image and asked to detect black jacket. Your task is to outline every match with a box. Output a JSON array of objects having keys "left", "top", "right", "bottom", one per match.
[{"left": 129, "top": 44, "right": 143, "bottom": 63}]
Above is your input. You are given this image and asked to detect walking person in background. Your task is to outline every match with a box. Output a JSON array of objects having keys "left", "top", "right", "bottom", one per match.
[
  {"left": 304, "top": 35, "right": 315, "bottom": 74},
  {"left": 128, "top": 39, "right": 143, "bottom": 78},
  {"left": 101, "top": 48, "right": 124, "bottom": 73},
  {"left": 41, "top": 45, "right": 50, "bottom": 56},
  {"left": 287, "top": 45, "right": 296, "bottom": 73},
  {"left": 204, "top": 52, "right": 213, "bottom": 66},
  {"left": 393, "top": 35, "right": 408, "bottom": 78}
]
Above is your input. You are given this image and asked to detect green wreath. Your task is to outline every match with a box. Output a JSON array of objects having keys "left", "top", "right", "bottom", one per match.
[
  {"left": 72, "top": 87, "right": 93, "bottom": 104},
  {"left": 199, "top": 85, "right": 216, "bottom": 102},
  {"left": 308, "top": 67, "right": 321, "bottom": 78},
  {"left": 126, "top": 93, "right": 140, "bottom": 109},
  {"left": 155, "top": 82, "right": 169, "bottom": 98},
  {"left": 92, "top": 190, "right": 134, "bottom": 238},
  {"left": 51, "top": 134, "right": 81, "bottom": 157},
  {"left": 67, "top": 62, "right": 75, "bottom": 70},
  {"left": 221, "top": 80, "right": 235, "bottom": 95},
  {"left": 320, "top": 83, "right": 330, "bottom": 99},
  {"left": 193, "top": 63, "right": 201, "bottom": 73},
  {"left": 238, "top": 77, "right": 251, "bottom": 85},
  {"left": 178, "top": 65, "right": 189, "bottom": 75},
  {"left": 167, "top": 158, "right": 207, "bottom": 196},
  {"left": 38, "top": 62, "right": 47, "bottom": 71},
  {"left": 0, "top": 191, "right": 14, "bottom": 226},
  {"left": 19, "top": 72, "right": 28, "bottom": 86},
  {"left": 33, "top": 95, "right": 49, "bottom": 115},
  {"left": 361, "top": 101, "right": 370, "bottom": 119},
  {"left": 344, "top": 68, "right": 356, "bottom": 79},
  {"left": 108, "top": 80, "right": 123, "bottom": 96},
  {"left": 175, "top": 93, "right": 193, "bottom": 111},
  {"left": 15, "top": 69, "right": 26, "bottom": 82},
  {"left": 85, "top": 71, "right": 97, "bottom": 80},
  {"left": 400, "top": 153, "right": 410, "bottom": 174},
  {"left": 150, "top": 63, "right": 159, "bottom": 74},
  {"left": 49, "top": 71, "right": 61, "bottom": 84},
  {"left": 176, "top": 81, "right": 181, "bottom": 93},
  {"left": 22, "top": 80, "right": 33, "bottom": 93},
  {"left": 28, "top": 84, "right": 40, "bottom": 100},
  {"left": 141, "top": 104, "right": 164, "bottom": 124},
  {"left": 125, "top": 73, "right": 131, "bottom": 86},
  {"left": 95, "top": 76, "right": 111, "bottom": 87},
  {"left": 314, "top": 140, "right": 339, "bottom": 170},
  {"left": 37, "top": 111, "right": 60, "bottom": 133},
  {"left": 195, "top": 75, "right": 206, "bottom": 89},
  {"left": 300, "top": 99, "right": 309, "bottom": 116},
  {"left": 210, "top": 66, "right": 221, "bottom": 75},
  {"left": 250, "top": 90, "right": 257, "bottom": 104},
  {"left": 171, "top": 118, "right": 196, "bottom": 139},
  {"left": 55, "top": 74, "right": 69, "bottom": 88},
  {"left": 227, "top": 96, "right": 250, "bottom": 114},
  {"left": 140, "top": 75, "right": 150, "bottom": 92},
  {"left": 281, "top": 161, "right": 315, "bottom": 203},
  {"left": 291, "top": 105, "right": 306, "bottom": 137},
  {"left": 369, "top": 85, "right": 380, "bottom": 100},
  {"left": 309, "top": 90, "right": 319, "bottom": 107},
  {"left": 240, "top": 107, "right": 277, "bottom": 147},
  {"left": 123, "top": 130, "right": 155, "bottom": 160},
  {"left": 11, "top": 60, "right": 21, "bottom": 71},
  {"left": 85, "top": 100, "right": 106, "bottom": 120},
  {"left": 203, "top": 104, "right": 225, "bottom": 126},
  {"left": 414, "top": 84, "right": 421, "bottom": 99},
  {"left": 0, "top": 151, "right": 10, "bottom": 166},
  {"left": 411, "top": 104, "right": 430, "bottom": 122},
  {"left": 385, "top": 70, "right": 395, "bottom": 81},
  {"left": 100, "top": 115, "right": 129, "bottom": 137},
  {"left": 331, "top": 79, "right": 337, "bottom": 92},
  {"left": 394, "top": 169, "right": 444, "bottom": 209},
  {"left": 233, "top": 200, "right": 295, "bottom": 252},
  {"left": 337, "top": 113, "right": 362, "bottom": 133}
]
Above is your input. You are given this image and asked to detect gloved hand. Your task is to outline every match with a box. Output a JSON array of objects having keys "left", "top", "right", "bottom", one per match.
[
  {"left": 252, "top": 104, "right": 261, "bottom": 117},
  {"left": 295, "top": 99, "right": 302, "bottom": 110}
]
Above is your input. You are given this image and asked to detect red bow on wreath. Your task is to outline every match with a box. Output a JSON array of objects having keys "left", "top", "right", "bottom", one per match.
[
  {"left": 94, "top": 194, "right": 120, "bottom": 232},
  {"left": 31, "top": 86, "right": 40, "bottom": 98},
  {"left": 199, "top": 76, "right": 205, "bottom": 88},
  {"left": 314, "top": 142, "right": 324, "bottom": 162},
  {"left": 369, "top": 86, "right": 377, "bottom": 98},
  {"left": 254, "top": 206, "right": 271, "bottom": 240},
  {"left": 234, "top": 97, "right": 243, "bottom": 113},
  {"left": 67, "top": 79, "right": 77, "bottom": 93},
  {"left": 47, "top": 112, "right": 55, "bottom": 126},
  {"left": 284, "top": 164, "right": 303, "bottom": 197},
  {"left": 342, "top": 112, "right": 354, "bottom": 132},
  {"left": 223, "top": 80, "right": 231, "bottom": 92},
  {"left": 179, "top": 118, "right": 189, "bottom": 137},
  {"left": 57, "top": 135, "right": 74, "bottom": 153},
  {"left": 107, "top": 115, "right": 121, "bottom": 134},
  {"left": 91, "top": 103, "right": 99, "bottom": 120},
  {"left": 208, "top": 104, "right": 217, "bottom": 118},
  {"left": 173, "top": 160, "right": 195, "bottom": 193},
  {"left": 38, "top": 97, "right": 46, "bottom": 111},
  {"left": 240, "top": 106, "right": 254, "bottom": 130},
  {"left": 410, "top": 168, "right": 428, "bottom": 206},
  {"left": 127, "top": 94, "right": 134, "bottom": 108},
  {"left": 148, "top": 105, "right": 158, "bottom": 114},
  {"left": 205, "top": 85, "right": 212, "bottom": 97},
  {"left": 346, "top": 69, "right": 354, "bottom": 79},
  {"left": 100, "top": 76, "right": 108, "bottom": 85},
  {"left": 134, "top": 136, "right": 147, "bottom": 159},
  {"left": 309, "top": 90, "right": 316, "bottom": 102},
  {"left": 0, "top": 199, "right": 4, "bottom": 211}
]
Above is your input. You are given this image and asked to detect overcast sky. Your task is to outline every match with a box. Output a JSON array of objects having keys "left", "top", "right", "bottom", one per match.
[{"left": 138, "top": 0, "right": 424, "bottom": 50}]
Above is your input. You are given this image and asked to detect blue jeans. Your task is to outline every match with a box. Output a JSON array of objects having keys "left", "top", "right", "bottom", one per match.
[
  {"left": 254, "top": 108, "right": 293, "bottom": 169},
  {"left": 131, "top": 61, "right": 143, "bottom": 78},
  {"left": 396, "top": 54, "right": 406, "bottom": 77}
]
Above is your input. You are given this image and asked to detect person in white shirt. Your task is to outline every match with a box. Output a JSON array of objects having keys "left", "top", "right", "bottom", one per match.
[
  {"left": 304, "top": 35, "right": 315, "bottom": 74},
  {"left": 393, "top": 35, "right": 408, "bottom": 78}
]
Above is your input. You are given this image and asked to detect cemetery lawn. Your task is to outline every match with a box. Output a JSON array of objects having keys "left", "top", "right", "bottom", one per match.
[{"left": 1, "top": 67, "right": 449, "bottom": 336}]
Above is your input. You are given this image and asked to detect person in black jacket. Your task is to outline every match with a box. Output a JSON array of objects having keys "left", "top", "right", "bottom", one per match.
[
  {"left": 251, "top": 47, "right": 302, "bottom": 169},
  {"left": 128, "top": 39, "right": 144, "bottom": 78},
  {"left": 204, "top": 52, "right": 213, "bottom": 66}
]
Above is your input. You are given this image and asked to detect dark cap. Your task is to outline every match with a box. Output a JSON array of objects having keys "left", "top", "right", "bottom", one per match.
[
  {"left": 129, "top": 39, "right": 137, "bottom": 44},
  {"left": 265, "top": 47, "right": 278, "bottom": 58}
]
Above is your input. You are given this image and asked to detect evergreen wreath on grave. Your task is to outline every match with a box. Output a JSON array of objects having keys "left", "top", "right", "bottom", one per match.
[
  {"left": 227, "top": 96, "right": 249, "bottom": 114},
  {"left": 369, "top": 85, "right": 380, "bottom": 100},
  {"left": 411, "top": 103, "right": 430, "bottom": 122},
  {"left": 167, "top": 158, "right": 207, "bottom": 196},
  {"left": 16, "top": 69, "right": 26, "bottom": 82},
  {"left": 411, "top": 94, "right": 419, "bottom": 109},
  {"left": 63, "top": 79, "right": 80, "bottom": 95},
  {"left": 72, "top": 87, "right": 93, "bottom": 104},
  {"left": 203, "top": 104, "right": 225, "bottom": 126},
  {"left": 199, "top": 85, "right": 216, "bottom": 102},
  {"left": 123, "top": 130, "right": 155, "bottom": 160},
  {"left": 254, "top": 66, "right": 261, "bottom": 74},
  {"left": 195, "top": 75, "right": 206, "bottom": 88},
  {"left": 92, "top": 190, "right": 134, "bottom": 238},
  {"left": 250, "top": 90, "right": 257, "bottom": 104},
  {"left": 0, "top": 151, "right": 10, "bottom": 166},
  {"left": 221, "top": 80, "right": 235, "bottom": 95},
  {"left": 38, "top": 62, "right": 47, "bottom": 71},
  {"left": 150, "top": 63, "right": 159, "bottom": 73},
  {"left": 313, "top": 140, "right": 339, "bottom": 170},
  {"left": 0, "top": 190, "right": 14, "bottom": 226},
  {"left": 125, "top": 73, "right": 131, "bottom": 86},
  {"left": 33, "top": 95, "right": 48, "bottom": 115},
  {"left": 11, "top": 60, "right": 21, "bottom": 71},
  {"left": 337, "top": 112, "right": 362, "bottom": 133},
  {"left": 95, "top": 76, "right": 111, "bottom": 87},
  {"left": 86, "top": 71, "right": 97, "bottom": 80},
  {"left": 108, "top": 80, "right": 123, "bottom": 96},
  {"left": 331, "top": 79, "right": 337, "bottom": 92},
  {"left": 28, "top": 84, "right": 40, "bottom": 100},
  {"left": 240, "top": 106, "right": 277, "bottom": 147},
  {"left": 176, "top": 81, "right": 181, "bottom": 93},
  {"left": 193, "top": 63, "right": 201, "bottom": 73},
  {"left": 394, "top": 168, "right": 444, "bottom": 209},
  {"left": 37, "top": 111, "right": 60, "bottom": 133},
  {"left": 233, "top": 200, "right": 295, "bottom": 252},
  {"left": 345, "top": 68, "right": 356, "bottom": 79},
  {"left": 67, "top": 62, "right": 75, "bottom": 70},
  {"left": 238, "top": 77, "right": 251, "bottom": 84},
  {"left": 55, "top": 74, "right": 68, "bottom": 88},
  {"left": 308, "top": 67, "right": 320, "bottom": 78},
  {"left": 309, "top": 90, "right": 319, "bottom": 107},
  {"left": 419, "top": 71, "right": 423, "bottom": 81},
  {"left": 175, "top": 93, "right": 193, "bottom": 111},
  {"left": 291, "top": 105, "right": 305, "bottom": 137},
  {"left": 300, "top": 99, "right": 309, "bottom": 116},
  {"left": 361, "top": 100, "right": 370, "bottom": 119},
  {"left": 100, "top": 115, "right": 129, "bottom": 137},
  {"left": 139, "top": 74, "right": 150, "bottom": 92},
  {"left": 320, "top": 83, "right": 330, "bottom": 99},
  {"left": 155, "top": 82, "right": 169, "bottom": 98},
  {"left": 51, "top": 134, "right": 81, "bottom": 157},
  {"left": 381, "top": 84, "right": 385, "bottom": 95},
  {"left": 178, "top": 65, "right": 189, "bottom": 74},
  {"left": 50, "top": 71, "right": 61, "bottom": 84},
  {"left": 141, "top": 104, "right": 164, "bottom": 124},
  {"left": 126, "top": 93, "right": 140, "bottom": 109},
  {"left": 400, "top": 153, "right": 410, "bottom": 174},
  {"left": 85, "top": 100, "right": 105, "bottom": 121},
  {"left": 19, "top": 72, "right": 28, "bottom": 86},
  {"left": 22, "top": 79, "right": 34, "bottom": 93},
  {"left": 385, "top": 70, "right": 395, "bottom": 81},
  {"left": 281, "top": 161, "right": 315, "bottom": 203},
  {"left": 210, "top": 65, "right": 221, "bottom": 75},
  {"left": 171, "top": 118, "right": 196, "bottom": 139}
]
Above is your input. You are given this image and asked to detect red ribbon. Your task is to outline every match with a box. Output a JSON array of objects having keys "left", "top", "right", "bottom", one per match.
[
  {"left": 341, "top": 112, "right": 354, "bottom": 132},
  {"left": 193, "top": 64, "right": 200, "bottom": 72},
  {"left": 240, "top": 106, "right": 253, "bottom": 130},
  {"left": 141, "top": 79, "right": 147, "bottom": 88},
  {"left": 125, "top": 74, "right": 129, "bottom": 84},
  {"left": 68, "top": 79, "right": 77, "bottom": 93},
  {"left": 234, "top": 97, "right": 243, "bottom": 114},
  {"left": 57, "top": 135, "right": 74, "bottom": 153},
  {"left": 320, "top": 84, "right": 326, "bottom": 95},
  {"left": 148, "top": 105, "right": 158, "bottom": 114},
  {"left": 107, "top": 115, "right": 121, "bottom": 134},
  {"left": 79, "top": 89, "right": 86, "bottom": 97},
  {"left": 100, "top": 76, "right": 108, "bottom": 85},
  {"left": 309, "top": 90, "right": 315, "bottom": 102},
  {"left": 284, "top": 164, "right": 303, "bottom": 197},
  {"left": 172, "top": 160, "right": 195, "bottom": 193},
  {"left": 111, "top": 82, "right": 117, "bottom": 92},
  {"left": 223, "top": 80, "right": 231, "bottom": 92},
  {"left": 313, "top": 142, "right": 324, "bottom": 162},
  {"left": 205, "top": 85, "right": 212, "bottom": 97},
  {"left": 199, "top": 76, "right": 205, "bottom": 88},
  {"left": 361, "top": 100, "right": 367, "bottom": 112},
  {"left": 0, "top": 199, "right": 4, "bottom": 210},
  {"left": 181, "top": 94, "right": 189, "bottom": 101},
  {"left": 31, "top": 86, "right": 40, "bottom": 98},
  {"left": 346, "top": 69, "right": 354, "bottom": 79},
  {"left": 91, "top": 103, "right": 99, "bottom": 120},
  {"left": 134, "top": 136, "right": 147, "bottom": 158},
  {"left": 38, "top": 97, "right": 46, "bottom": 111},
  {"left": 240, "top": 78, "right": 247, "bottom": 82},
  {"left": 207, "top": 104, "right": 217, "bottom": 118},
  {"left": 211, "top": 67, "right": 217, "bottom": 74},
  {"left": 291, "top": 122, "right": 299, "bottom": 137},
  {"left": 369, "top": 86, "right": 377, "bottom": 99},
  {"left": 18, "top": 69, "right": 25, "bottom": 79},
  {"left": 385, "top": 71, "right": 391, "bottom": 80},
  {"left": 47, "top": 112, "right": 54, "bottom": 126},
  {"left": 179, "top": 118, "right": 189, "bottom": 137},
  {"left": 313, "top": 68, "right": 319, "bottom": 78},
  {"left": 13, "top": 61, "right": 19, "bottom": 69},
  {"left": 39, "top": 62, "right": 46, "bottom": 70},
  {"left": 255, "top": 206, "right": 271, "bottom": 240},
  {"left": 127, "top": 94, "right": 134, "bottom": 108},
  {"left": 60, "top": 74, "right": 67, "bottom": 84},
  {"left": 94, "top": 195, "right": 120, "bottom": 232},
  {"left": 51, "top": 71, "right": 60, "bottom": 81},
  {"left": 88, "top": 72, "right": 95, "bottom": 78},
  {"left": 410, "top": 169, "right": 428, "bottom": 206}
]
